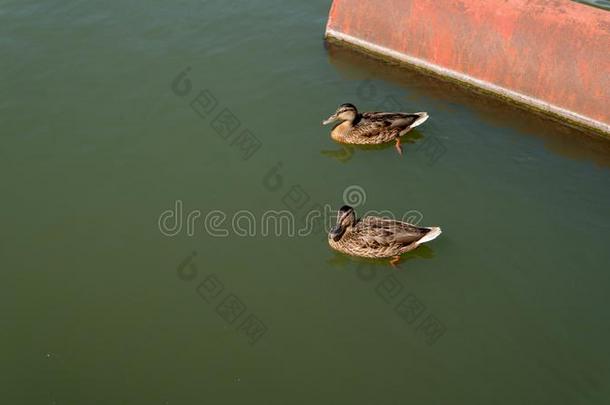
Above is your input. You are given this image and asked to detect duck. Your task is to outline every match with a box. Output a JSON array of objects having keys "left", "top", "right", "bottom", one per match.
[
  {"left": 322, "top": 103, "right": 429, "bottom": 155},
  {"left": 328, "top": 205, "right": 442, "bottom": 266}
]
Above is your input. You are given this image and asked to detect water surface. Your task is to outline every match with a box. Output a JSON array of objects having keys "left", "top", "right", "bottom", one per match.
[{"left": 575, "top": 0, "right": 610, "bottom": 11}]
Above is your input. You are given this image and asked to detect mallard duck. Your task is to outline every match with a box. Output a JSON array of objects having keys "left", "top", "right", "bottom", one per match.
[
  {"left": 322, "top": 103, "right": 429, "bottom": 155},
  {"left": 328, "top": 205, "right": 442, "bottom": 266}
]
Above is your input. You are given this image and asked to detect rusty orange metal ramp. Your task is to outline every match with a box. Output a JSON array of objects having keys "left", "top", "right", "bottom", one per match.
[{"left": 325, "top": 0, "right": 610, "bottom": 136}]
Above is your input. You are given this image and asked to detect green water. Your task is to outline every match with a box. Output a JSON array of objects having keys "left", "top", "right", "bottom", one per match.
[
  {"left": 2, "top": 0, "right": 610, "bottom": 404},
  {"left": 575, "top": 0, "right": 610, "bottom": 11}
]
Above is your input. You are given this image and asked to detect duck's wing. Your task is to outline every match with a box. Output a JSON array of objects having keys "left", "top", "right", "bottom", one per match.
[
  {"left": 350, "top": 113, "right": 404, "bottom": 138},
  {"left": 355, "top": 216, "right": 430, "bottom": 247},
  {"left": 364, "top": 112, "right": 424, "bottom": 127},
  {"left": 352, "top": 112, "right": 427, "bottom": 139}
]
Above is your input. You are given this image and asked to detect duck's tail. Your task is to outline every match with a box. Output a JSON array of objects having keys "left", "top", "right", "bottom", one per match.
[
  {"left": 417, "top": 226, "right": 442, "bottom": 245},
  {"left": 410, "top": 112, "right": 429, "bottom": 129}
]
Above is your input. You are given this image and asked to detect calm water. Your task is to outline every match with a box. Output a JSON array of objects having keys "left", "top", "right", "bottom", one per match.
[
  {"left": 2, "top": 0, "right": 610, "bottom": 404},
  {"left": 576, "top": 0, "right": 610, "bottom": 10}
]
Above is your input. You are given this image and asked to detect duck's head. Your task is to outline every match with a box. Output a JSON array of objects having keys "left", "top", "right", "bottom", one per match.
[
  {"left": 322, "top": 103, "right": 358, "bottom": 125},
  {"left": 329, "top": 205, "right": 356, "bottom": 241}
]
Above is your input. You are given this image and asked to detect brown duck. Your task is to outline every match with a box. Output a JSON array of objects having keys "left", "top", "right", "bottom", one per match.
[
  {"left": 322, "top": 103, "right": 429, "bottom": 155},
  {"left": 328, "top": 205, "right": 442, "bottom": 266}
]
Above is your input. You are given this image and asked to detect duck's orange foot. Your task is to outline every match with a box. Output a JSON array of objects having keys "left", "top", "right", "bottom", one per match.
[
  {"left": 395, "top": 138, "right": 403, "bottom": 156},
  {"left": 390, "top": 256, "right": 401, "bottom": 267}
]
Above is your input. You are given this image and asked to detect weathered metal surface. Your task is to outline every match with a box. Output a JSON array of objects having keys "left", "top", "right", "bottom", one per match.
[{"left": 325, "top": 0, "right": 610, "bottom": 135}]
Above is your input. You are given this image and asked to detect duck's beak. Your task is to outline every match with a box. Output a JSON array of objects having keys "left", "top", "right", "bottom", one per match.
[
  {"left": 322, "top": 113, "right": 337, "bottom": 125},
  {"left": 329, "top": 224, "right": 344, "bottom": 241}
]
